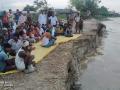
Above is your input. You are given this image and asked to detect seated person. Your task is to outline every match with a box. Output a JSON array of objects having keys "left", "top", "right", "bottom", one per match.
[
  {"left": 28, "top": 25, "right": 40, "bottom": 43},
  {"left": 3, "top": 29, "right": 10, "bottom": 44},
  {"left": 47, "top": 24, "right": 56, "bottom": 37},
  {"left": 38, "top": 25, "right": 44, "bottom": 37},
  {"left": 56, "top": 26, "right": 64, "bottom": 36},
  {"left": 33, "top": 25, "right": 41, "bottom": 42},
  {"left": 41, "top": 32, "right": 56, "bottom": 47},
  {"left": 15, "top": 40, "right": 36, "bottom": 73},
  {"left": 28, "top": 33, "right": 36, "bottom": 43},
  {"left": 41, "top": 24, "right": 47, "bottom": 32},
  {"left": 0, "top": 43, "right": 16, "bottom": 72},
  {"left": 0, "top": 35, "right": 4, "bottom": 46},
  {"left": 64, "top": 24, "right": 73, "bottom": 37},
  {"left": 20, "top": 33, "right": 29, "bottom": 41},
  {"left": 8, "top": 34, "right": 22, "bottom": 53}
]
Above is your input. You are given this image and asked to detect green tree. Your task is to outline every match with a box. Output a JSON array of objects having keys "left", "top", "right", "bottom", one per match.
[
  {"left": 23, "top": 5, "right": 37, "bottom": 11},
  {"left": 98, "top": 6, "right": 109, "bottom": 16},
  {"left": 34, "top": 0, "right": 48, "bottom": 10},
  {"left": 70, "top": 0, "right": 101, "bottom": 16},
  {"left": 23, "top": 0, "right": 48, "bottom": 11}
]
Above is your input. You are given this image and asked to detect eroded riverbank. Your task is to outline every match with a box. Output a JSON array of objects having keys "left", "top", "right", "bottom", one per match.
[
  {"left": 0, "top": 19, "right": 102, "bottom": 90},
  {"left": 79, "top": 18, "right": 120, "bottom": 90}
]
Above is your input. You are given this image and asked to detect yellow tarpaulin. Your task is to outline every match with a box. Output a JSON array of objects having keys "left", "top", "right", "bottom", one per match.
[{"left": 0, "top": 34, "right": 81, "bottom": 75}]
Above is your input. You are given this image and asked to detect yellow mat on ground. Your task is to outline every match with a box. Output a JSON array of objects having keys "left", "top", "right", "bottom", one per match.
[{"left": 0, "top": 34, "right": 81, "bottom": 75}]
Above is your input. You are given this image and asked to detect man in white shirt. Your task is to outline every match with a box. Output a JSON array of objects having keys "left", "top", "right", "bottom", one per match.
[
  {"left": 38, "top": 10, "right": 47, "bottom": 27},
  {"left": 15, "top": 40, "right": 36, "bottom": 73},
  {"left": 49, "top": 12, "right": 58, "bottom": 27},
  {"left": 75, "top": 12, "right": 81, "bottom": 33},
  {"left": 18, "top": 12, "right": 27, "bottom": 26},
  {"left": 8, "top": 35, "right": 22, "bottom": 53}
]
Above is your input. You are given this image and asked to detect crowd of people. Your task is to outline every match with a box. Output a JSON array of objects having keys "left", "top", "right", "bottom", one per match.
[{"left": 0, "top": 9, "right": 83, "bottom": 73}]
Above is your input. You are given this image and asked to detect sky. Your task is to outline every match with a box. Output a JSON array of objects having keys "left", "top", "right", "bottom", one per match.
[{"left": 0, "top": 0, "right": 120, "bottom": 12}]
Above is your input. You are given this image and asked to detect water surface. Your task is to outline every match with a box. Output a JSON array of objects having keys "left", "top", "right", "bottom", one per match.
[{"left": 80, "top": 17, "right": 120, "bottom": 90}]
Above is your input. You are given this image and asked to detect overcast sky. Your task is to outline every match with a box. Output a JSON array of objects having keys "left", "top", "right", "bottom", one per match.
[{"left": 0, "top": 0, "right": 120, "bottom": 12}]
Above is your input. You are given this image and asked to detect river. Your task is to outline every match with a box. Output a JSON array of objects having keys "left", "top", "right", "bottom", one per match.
[{"left": 80, "top": 17, "right": 120, "bottom": 90}]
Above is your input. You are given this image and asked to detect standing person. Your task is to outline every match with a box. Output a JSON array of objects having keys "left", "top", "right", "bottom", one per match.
[
  {"left": 8, "top": 9, "right": 14, "bottom": 29},
  {"left": 75, "top": 12, "right": 80, "bottom": 33},
  {"left": 2, "top": 11, "right": 9, "bottom": 28},
  {"left": 48, "top": 12, "right": 58, "bottom": 27},
  {"left": 38, "top": 10, "right": 47, "bottom": 28},
  {"left": 79, "top": 16, "right": 83, "bottom": 33},
  {"left": 15, "top": 40, "right": 36, "bottom": 73},
  {"left": 67, "top": 12, "right": 74, "bottom": 27},
  {"left": 26, "top": 10, "right": 32, "bottom": 26},
  {"left": 14, "top": 9, "right": 20, "bottom": 25},
  {"left": 18, "top": 12, "right": 27, "bottom": 26}
]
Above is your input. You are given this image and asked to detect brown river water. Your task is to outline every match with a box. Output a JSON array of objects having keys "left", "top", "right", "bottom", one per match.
[{"left": 79, "top": 17, "right": 120, "bottom": 90}]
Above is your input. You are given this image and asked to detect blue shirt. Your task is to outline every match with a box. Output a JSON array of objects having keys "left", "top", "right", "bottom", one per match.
[{"left": 0, "top": 46, "right": 8, "bottom": 71}]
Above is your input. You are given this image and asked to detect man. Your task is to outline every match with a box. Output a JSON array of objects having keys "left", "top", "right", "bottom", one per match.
[
  {"left": 8, "top": 35, "right": 22, "bottom": 53},
  {"left": 14, "top": 9, "right": 20, "bottom": 24},
  {"left": 79, "top": 16, "right": 83, "bottom": 33},
  {"left": 26, "top": 10, "right": 32, "bottom": 26},
  {"left": 75, "top": 12, "right": 80, "bottom": 33},
  {"left": 15, "top": 40, "right": 36, "bottom": 73},
  {"left": 0, "top": 43, "right": 16, "bottom": 72},
  {"left": 8, "top": 9, "right": 14, "bottom": 28},
  {"left": 49, "top": 12, "right": 58, "bottom": 27},
  {"left": 38, "top": 10, "right": 47, "bottom": 27},
  {"left": 2, "top": 11, "right": 9, "bottom": 28},
  {"left": 18, "top": 12, "right": 27, "bottom": 26}
]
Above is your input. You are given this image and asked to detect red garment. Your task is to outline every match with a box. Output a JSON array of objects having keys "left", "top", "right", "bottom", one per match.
[{"left": 2, "top": 15, "right": 9, "bottom": 23}]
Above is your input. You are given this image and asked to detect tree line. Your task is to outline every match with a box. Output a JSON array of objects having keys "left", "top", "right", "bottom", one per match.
[{"left": 23, "top": 0, "right": 120, "bottom": 18}]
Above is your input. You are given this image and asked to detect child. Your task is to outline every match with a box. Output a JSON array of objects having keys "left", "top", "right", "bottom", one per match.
[
  {"left": 27, "top": 25, "right": 36, "bottom": 43},
  {"left": 47, "top": 24, "right": 56, "bottom": 37},
  {"left": 65, "top": 24, "right": 73, "bottom": 37},
  {"left": 41, "top": 32, "right": 50, "bottom": 47}
]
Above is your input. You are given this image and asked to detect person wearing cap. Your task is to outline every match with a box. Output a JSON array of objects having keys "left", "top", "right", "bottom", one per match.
[
  {"left": 15, "top": 40, "right": 36, "bottom": 73},
  {"left": 0, "top": 43, "right": 16, "bottom": 72}
]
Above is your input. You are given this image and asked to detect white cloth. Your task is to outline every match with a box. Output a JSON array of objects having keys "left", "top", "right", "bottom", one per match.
[
  {"left": 8, "top": 39, "right": 22, "bottom": 53},
  {"left": 49, "top": 16, "right": 58, "bottom": 26},
  {"left": 51, "top": 27, "right": 55, "bottom": 37},
  {"left": 41, "top": 36, "right": 49, "bottom": 46},
  {"left": 15, "top": 48, "right": 25, "bottom": 71},
  {"left": 38, "top": 14, "right": 47, "bottom": 26},
  {"left": 13, "top": 22, "right": 17, "bottom": 33},
  {"left": 39, "top": 28, "right": 44, "bottom": 36},
  {"left": 18, "top": 15, "right": 26, "bottom": 26}
]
